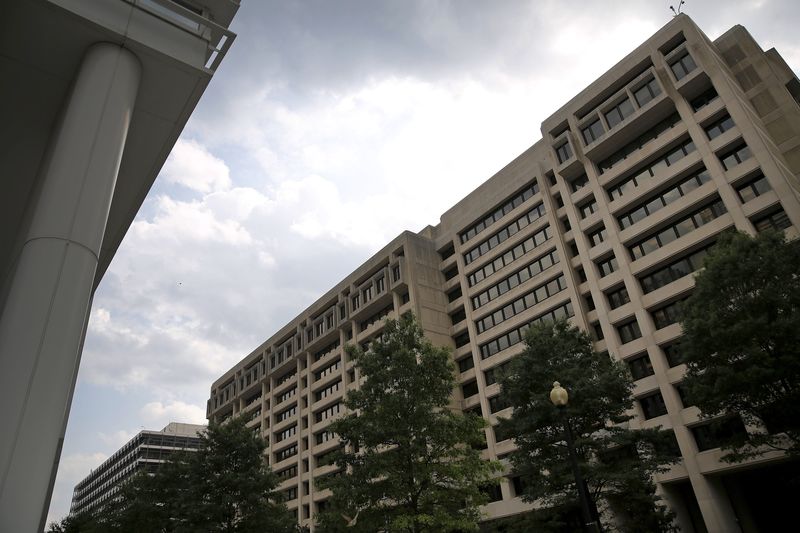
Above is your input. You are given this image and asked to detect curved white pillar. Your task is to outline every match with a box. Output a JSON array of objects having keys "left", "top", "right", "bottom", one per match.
[{"left": 0, "top": 43, "right": 140, "bottom": 532}]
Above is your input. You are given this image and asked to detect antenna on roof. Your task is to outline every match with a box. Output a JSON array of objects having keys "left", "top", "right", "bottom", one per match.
[{"left": 670, "top": 0, "right": 685, "bottom": 17}]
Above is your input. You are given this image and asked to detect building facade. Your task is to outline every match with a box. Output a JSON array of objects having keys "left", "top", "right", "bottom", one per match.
[
  {"left": 0, "top": 1, "right": 237, "bottom": 530},
  {"left": 208, "top": 15, "right": 800, "bottom": 532},
  {"left": 70, "top": 422, "right": 205, "bottom": 517}
]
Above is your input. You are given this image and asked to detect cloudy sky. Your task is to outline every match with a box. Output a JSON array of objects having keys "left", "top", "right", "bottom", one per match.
[{"left": 47, "top": 0, "right": 799, "bottom": 523}]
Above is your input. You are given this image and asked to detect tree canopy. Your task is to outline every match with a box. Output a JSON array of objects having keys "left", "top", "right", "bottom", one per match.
[
  {"left": 498, "top": 319, "right": 678, "bottom": 532},
  {"left": 318, "top": 313, "right": 500, "bottom": 533},
  {"left": 49, "top": 416, "right": 296, "bottom": 533},
  {"left": 680, "top": 229, "right": 800, "bottom": 461}
]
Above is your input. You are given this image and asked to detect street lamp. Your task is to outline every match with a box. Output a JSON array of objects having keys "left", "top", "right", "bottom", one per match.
[{"left": 550, "top": 381, "right": 602, "bottom": 533}]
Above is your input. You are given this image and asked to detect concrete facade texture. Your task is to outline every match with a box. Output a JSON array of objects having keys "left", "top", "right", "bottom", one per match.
[
  {"left": 69, "top": 422, "right": 205, "bottom": 517},
  {"left": 0, "top": 1, "right": 238, "bottom": 530},
  {"left": 207, "top": 15, "right": 800, "bottom": 532}
]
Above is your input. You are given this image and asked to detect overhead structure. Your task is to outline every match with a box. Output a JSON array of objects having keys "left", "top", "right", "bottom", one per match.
[{"left": 0, "top": 1, "right": 238, "bottom": 530}]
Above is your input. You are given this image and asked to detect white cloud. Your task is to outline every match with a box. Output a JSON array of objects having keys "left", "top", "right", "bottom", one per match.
[
  {"left": 98, "top": 429, "right": 137, "bottom": 448},
  {"left": 140, "top": 401, "right": 207, "bottom": 426},
  {"left": 161, "top": 139, "right": 232, "bottom": 193}
]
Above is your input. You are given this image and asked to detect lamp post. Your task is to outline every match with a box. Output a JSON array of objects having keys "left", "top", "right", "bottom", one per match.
[{"left": 550, "top": 381, "right": 602, "bottom": 533}]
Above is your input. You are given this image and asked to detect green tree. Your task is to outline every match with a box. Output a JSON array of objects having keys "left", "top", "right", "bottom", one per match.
[
  {"left": 680, "top": 229, "right": 800, "bottom": 461},
  {"left": 498, "top": 320, "right": 678, "bottom": 532},
  {"left": 318, "top": 314, "right": 501, "bottom": 533},
  {"left": 46, "top": 511, "right": 101, "bottom": 533},
  {"left": 100, "top": 416, "right": 295, "bottom": 532}
]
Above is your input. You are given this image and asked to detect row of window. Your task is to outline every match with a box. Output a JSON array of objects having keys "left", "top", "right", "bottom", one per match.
[
  {"left": 463, "top": 202, "right": 547, "bottom": 265},
  {"left": 753, "top": 207, "right": 792, "bottom": 232},
  {"left": 736, "top": 173, "right": 771, "bottom": 203},
  {"left": 606, "top": 285, "right": 631, "bottom": 310},
  {"left": 467, "top": 226, "right": 552, "bottom": 287},
  {"left": 483, "top": 360, "right": 512, "bottom": 386},
  {"left": 315, "top": 430, "right": 335, "bottom": 445},
  {"left": 276, "top": 404, "right": 297, "bottom": 423},
  {"left": 314, "top": 402, "right": 341, "bottom": 423},
  {"left": 608, "top": 138, "right": 697, "bottom": 201},
  {"left": 275, "top": 424, "right": 297, "bottom": 443},
  {"left": 470, "top": 249, "right": 560, "bottom": 310},
  {"left": 275, "top": 444, "right": 299, "bottom": 463},
  {"left": 704, "top": 113, "right": 735, "bottom": 140},
  {"left": 276, "top": 369, "right": 296, "bottom": 387},
  {"left": 639, "top": 245, "right": 711, "bottom": 294},
  {"left": 604, "top": 95, "right": 635, "bottom": 129},
  {"left": 633, "top": 76, "right": 662, "bottom": 108},
  {"left": 315, "top": 379, "right": 341, "bottom": 403},
  {"left": 314, "top": 340, "right": 340, "bottom": 363},
  {"left": 652, "top": 299, "right": 687, "bottom": 330},
  {"left": 314, "top": 358, "right": 341, "bottom": 382},
  {"left": 475, "top": 275, "right": 568, "bottom": 334},
  {"left": 359, "top": 304, "right": 393, "bottom": 332},
  {"left": 277, "top": 387, "right": 297, "bottom": 404},
  {"left": 555, "top": 140, "right": 573, "bottom": 164},
  {"left": 629, "top": 198, "right": 727, "bottom": 260},
  {"left": 720, "top": 143, "right": 752, "bottom": 171},
  {"left": 459, "top": 181, "right": 540, "bottom": 244},
  {"left": 618, "top": 168, "right": 712, "bottom": 229},
  {"left": 479, "top": 301, "right": 575, "bottom": 359}
]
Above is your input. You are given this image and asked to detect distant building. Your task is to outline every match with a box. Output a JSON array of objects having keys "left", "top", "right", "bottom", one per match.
[
  {"left": 0, "top": 1, "right": 237, "bottom": 530},
  {"left": 69, "top": 422, "right": 205, "bottom": 517},
  {"left": 208, "top": 14, "right": 800, "bottom": 532}
]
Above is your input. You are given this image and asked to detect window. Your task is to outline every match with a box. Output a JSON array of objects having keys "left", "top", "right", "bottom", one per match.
[
  {"left": 617, "top": 169, "right": 712, "bottom": 229},
  {"left": 627, "top": 353, "right": 655, "bottom": 380},
  {"left": 554, "top": 193, "right": 564, "bottom": 208},
  {"left": 584, "top": 294, "right": 595, "bottom": 311},
  {"left": 488, "top": 395, "right": 510, "bottom": 414},
  {"left": 582, "top": 118, "right": 605, "bottom": 145},
  {"left": 315, "top": 380, "right": 341, "bottom": 402},
  {"left": 651, "top": 300, "right": 684, "bottom": 329},
  {"left": 392, "top": 264, "right": 401, "bottom": 281},
  {"left": 447, "top": 286, "right": 463, "bottom": 303},
  {"left": 753, "top": 207, "right": 792, "bottom": 232},
  {"left": 463, "top": 203, "right": 547, "bottom": 265},
  {"left": 607, "top": 138, "right": 696, "bottom": 200},
  {"left": 314, "top": 359, "right": 341, "bottom": 381},
  {"left": 596, "top": 255, "right": 618, "bottom": 278},
  {"left": 461, "top": 380, "right": 479, "bottom": 398},
  {"left": 691, "top": 417, "right": 748, "bottom": 452},
  {"left": 570, "top": 174, "right": 589, "bottom": 192},
  {"left": 454, "top": 332, "right": 470, "bottom": 348},
  {"left": 720, "top": 143, "right": 752, "bottom": 170},
  {"left": 604, "top": 97, "right": 635, "bottom": 128},
  {"left": 314, "top": 402, "right": 341, "bottom": 423},
  {"left": 606, "top": 286, "right": 630, "bottom": 310},
  {"left": 634, "top": 78, "right": 661, "bottom": 107},
  {"left": 598, "top": 113, "right": 680, "bottom": 174},
  {"left": 670, "top": 51, "right": 697, "bottom": 80},
  {"left": 639, "top": 246, "right": 710, "bottom": 294},
  {"left": 471, "top": 249, "right": 559, "bottom": 310},
  {"left": 457, "top": 355, "right": 474, "bottom": 373},
  {"left": 736, "top": 174, "right": 771, "bottom": 203},
  {"left": 276, "top": 404, "right": 297, "bottom": 423},
  {"left": 639, "top": 391, "right": 668, "bottom": 419},
  {"left": 579, "top": 197, "right": 598, "bottom": 219},
  {"left": 275, "top": 444, "right": 298, "bottom": 462},
  {"left": 443, "top": 266, "right": 458, "bottom": 281},
  {"left": 561, "top": 217, "right": 571, "bottom": 231},
  {"left": 276, "top": 424, "right": 297, "bottom": 442},
  {"left": 479, "top": 301, "right": 574, "bottom": 359},
  {"left": 704, "top": 114, "right": 735, "bottom": 140},
  {"left": 587, "top": 226, "right": 607, "bottom": 247},
  {"left": 484, "top": 360, "right": 512, "bottom": 386},
  {"left": 376, "top": 277, "right": 385, "bottom": 293},
  {"left": 459, "top": 181, "right": 540, "bottom": 243},
  {"left": 691, "top": 87, "right": 719, "bottom": 111},
  {"left": 662, "top": 343, "right": 684, "bottom": 367},
  {"left": 593, "top": 322, "right": 605, "bottom": 341},
  {"left": 556, "top": 141, "right": 573, "bottom": 164},
  {"left": 466, "top": 226, "right": 552, "bottom": 287},
  {"left": 629, "top": 199, "right": 727, "bottom": 260},
  {"left": 315, "top": 430, "right": 334, "bottom": 445},
  {"left": 617, "top": 319, "right": 642, "bottom": 344},
  {"left": 351, "top": 294, "right": 360, "bottom": 309},
  {"left": 474, "top": 274, "right": 568, "bottom": 334}
]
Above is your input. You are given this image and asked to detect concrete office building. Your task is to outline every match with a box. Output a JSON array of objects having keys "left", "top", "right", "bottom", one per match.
[
  {"left": 0, "top": 1, "right": 237, "bottom": 530},
  {"left": 69, "top": 422, "right": 205, "bottom": 517},
  {"left": 208, "top": 15, "right": 800, "bottom": 532}
]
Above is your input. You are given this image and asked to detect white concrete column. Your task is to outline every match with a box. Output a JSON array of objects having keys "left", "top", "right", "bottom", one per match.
[{"left": 0, "top": 43, "right": 140, "bottom": 532}]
